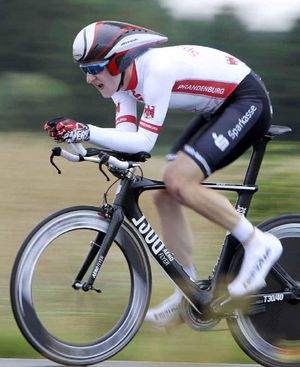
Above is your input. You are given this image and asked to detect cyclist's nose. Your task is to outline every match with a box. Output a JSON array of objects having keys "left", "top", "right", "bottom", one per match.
[{"left": 86, "top": 73, "right": 97, "bottom": 84}]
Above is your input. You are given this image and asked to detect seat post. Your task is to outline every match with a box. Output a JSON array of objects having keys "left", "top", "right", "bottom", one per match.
[
  {"left": 243, "top": 125, "right": 292, "bottom": 186},
  {"left": 243, "top": 136, "right": 270, "bottom": 186}
]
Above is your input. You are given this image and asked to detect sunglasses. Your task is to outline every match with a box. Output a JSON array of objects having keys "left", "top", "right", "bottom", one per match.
[{"left": 79, "top": 60, "right": 110, "bottom": 75}]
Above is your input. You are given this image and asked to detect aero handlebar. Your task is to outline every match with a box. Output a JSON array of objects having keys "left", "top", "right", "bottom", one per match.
[{"left": 50, "top": 143, "right": 142, "bottom": 173}]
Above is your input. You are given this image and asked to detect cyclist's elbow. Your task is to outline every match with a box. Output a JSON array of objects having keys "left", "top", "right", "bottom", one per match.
[{"left": 137, "top": 132, "right": 157, "bottom": 153}]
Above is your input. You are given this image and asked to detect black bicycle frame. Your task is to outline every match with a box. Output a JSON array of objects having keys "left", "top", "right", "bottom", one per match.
[
  {"left": 74, "top": 132, "right": 282, "bottom": 313},
  {"left": 82, "top": 135, "right": 269, "bottom": 314},
  {"left": 127, "top": 140, "right": 268, "bottom": 309}
]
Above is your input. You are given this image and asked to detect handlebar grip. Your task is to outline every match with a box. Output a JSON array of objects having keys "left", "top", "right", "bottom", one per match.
[
  {"left": 60, "top": 149, "right": 81, "bottom": 162},
  {"left": 107, "top": 156, "right": 130, "bottom": 170}
]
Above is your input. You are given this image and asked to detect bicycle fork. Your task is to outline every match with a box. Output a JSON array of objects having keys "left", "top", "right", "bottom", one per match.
[{"left": 72, "top": 207, "right": 124, "bottom": 293}]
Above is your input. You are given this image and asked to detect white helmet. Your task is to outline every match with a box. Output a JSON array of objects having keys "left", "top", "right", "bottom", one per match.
[{"left": 73, "top": 20, "right": 168, "bottom": 75}]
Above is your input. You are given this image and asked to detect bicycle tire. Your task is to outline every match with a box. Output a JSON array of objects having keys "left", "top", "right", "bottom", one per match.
[
  {"left": 227, "top": 214, "right": 300, "bottom": 367},
  {"left": 10, "top": 206, "right": 151, "bottom": 366}
]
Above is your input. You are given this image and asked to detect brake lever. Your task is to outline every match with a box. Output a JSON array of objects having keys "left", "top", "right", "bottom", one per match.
[
  {"left": 99, "top": 154, "right": 110, "bottom": 181},
  {"left": 50, "top": 147, "right": 62, "bottom": 174}
]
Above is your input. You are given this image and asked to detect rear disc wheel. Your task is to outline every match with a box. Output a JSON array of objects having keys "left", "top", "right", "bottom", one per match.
[{"left": 228, "top": 215, "right": 300, "bottom": 367}]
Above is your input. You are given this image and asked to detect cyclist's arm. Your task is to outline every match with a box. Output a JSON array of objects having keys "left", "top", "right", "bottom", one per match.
[
  {"left": 112, "top": 91, "right": 138, "bottom": 132},
  {"left": 88, "top": 67, "right": 174, "bottom": 153}
]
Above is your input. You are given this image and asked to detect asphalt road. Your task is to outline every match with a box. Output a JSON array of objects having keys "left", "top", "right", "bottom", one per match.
[{"left": 0, "top": 360, "right": 259, "bottom": 367}]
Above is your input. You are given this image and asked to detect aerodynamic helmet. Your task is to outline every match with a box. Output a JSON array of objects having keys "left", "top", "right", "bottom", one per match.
[{"left": 73, "top": 21, "right": 168, "bottom": 75}]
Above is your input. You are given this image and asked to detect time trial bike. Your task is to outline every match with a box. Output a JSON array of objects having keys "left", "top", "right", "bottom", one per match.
[{"left": 10, "top": 124, "right": 300, "bottom": 367}]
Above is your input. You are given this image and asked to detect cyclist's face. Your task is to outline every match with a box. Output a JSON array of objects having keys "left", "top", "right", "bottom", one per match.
[{"left": 86, "top": 68, "right": 121, "bottom": 98}]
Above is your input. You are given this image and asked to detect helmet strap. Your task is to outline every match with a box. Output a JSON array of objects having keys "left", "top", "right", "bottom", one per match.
[{"left": 117, "top": 72, "right": 125, "bottom": 92}]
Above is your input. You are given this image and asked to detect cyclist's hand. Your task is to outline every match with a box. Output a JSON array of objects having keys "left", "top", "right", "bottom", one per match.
[
  {"left": 56, "top": 119, "right": 90, "bottom": 143},
  {"left": 44, "top": 117, "right": 90, "bottom": 143},
  {"left": 44, "top": 117, "right": 65, "bottom": 140}
]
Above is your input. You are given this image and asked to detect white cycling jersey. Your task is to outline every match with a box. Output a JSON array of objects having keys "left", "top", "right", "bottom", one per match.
[{"left": 88, "top": 45, "right": 251, "bottom": 153}]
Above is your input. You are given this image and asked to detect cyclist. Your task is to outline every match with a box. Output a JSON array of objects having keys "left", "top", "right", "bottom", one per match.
[{"left": 45, "top": 21, "right": 283, "bottom": 328}]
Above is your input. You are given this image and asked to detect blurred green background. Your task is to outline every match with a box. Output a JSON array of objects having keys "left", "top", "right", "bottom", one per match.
[
  {"left": 1, "top": 0, "right": 300, "bottom": 364},
  {"left": 1, "top": 0, "right": 300, "bottom": 140}
]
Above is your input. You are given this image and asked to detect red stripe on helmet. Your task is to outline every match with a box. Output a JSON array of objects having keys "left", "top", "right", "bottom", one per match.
[
  {"left": 95, "top": 24, "right": 148, "bottom": 60},
  {"left": 95, "top": 24, "right": 136, "bottom": 60},
  {"left": 85, "top": 21, "right": 104, "bottom": 61},
  {"left": 96, "top": 29, "right": 124, "bottom": 59},
  {"left": 107, "top": 50, "right": 127, "bottom": 76}
]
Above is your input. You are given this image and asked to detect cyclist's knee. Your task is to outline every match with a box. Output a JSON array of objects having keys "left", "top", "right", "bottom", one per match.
[
  {"left": 163, "top": 170, "right": 205, "bottom": 205},
  {"left": 152, "top": 189, "right": 173, "bottom": 208},
  {"left": 161, "top": 152, "right": 205, "bottom": 203},
  {"left": 163, "top": 169, "right": 188, "bottom": 203}
]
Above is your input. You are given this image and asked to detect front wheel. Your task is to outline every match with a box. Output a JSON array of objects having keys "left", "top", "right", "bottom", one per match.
[
  {"left": 10, "top": 206, "right": 151, "bottom": 366},
  {"left": 228, "top": 214, "right": 300, "bottom": 367}
]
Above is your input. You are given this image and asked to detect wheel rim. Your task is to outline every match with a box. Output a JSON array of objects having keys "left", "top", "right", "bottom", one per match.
[{"left": 13, "top": 210, "right": 150, "bottom": 364}]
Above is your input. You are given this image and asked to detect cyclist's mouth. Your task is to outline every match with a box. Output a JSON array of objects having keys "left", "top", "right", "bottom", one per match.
[{"left": 97, "top": 83, "right": 104, "bottom": 90}]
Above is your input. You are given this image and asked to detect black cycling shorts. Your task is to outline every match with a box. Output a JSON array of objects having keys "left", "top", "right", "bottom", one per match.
[{"left": 169, "top": 71, "right": 273, "bottom": 178}]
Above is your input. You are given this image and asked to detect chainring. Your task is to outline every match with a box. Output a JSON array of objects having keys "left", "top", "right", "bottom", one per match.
[{"left": 180, "top": 280, "right": 221, "bottom": 331}]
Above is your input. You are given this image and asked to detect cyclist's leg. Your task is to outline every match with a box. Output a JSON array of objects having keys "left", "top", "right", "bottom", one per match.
[
  {"left": 152, "top": 189, "right": 194, "bottom": 267},
  {"left": 164, "top": 70, "right": 272, "bottom": 229},
  {"left": 164, "top": 152, "right": 282, "bottom": 297},
  {"left": 152, "top": 115, "right": 208, "bottom": 267},
  {"left": 147, "top": 179, "right": 197, "bottom": 328},
  {"left": 151, "top": 115, "right": 210, "bottom": 270},
  {"left": 146, "top": 152, "right": 245, "bottom": 328},
  {"left": 164, "top": 152, "right": 241, "bottom": 228},
  {"left": 145, "top": 117, "right": 205, "bottom": 328},
  {"left": 145, "top": 192, "right": 195, "bottom": 328},
  {"left": 163, "top": 96, "right": 282, "bottom": 298}
]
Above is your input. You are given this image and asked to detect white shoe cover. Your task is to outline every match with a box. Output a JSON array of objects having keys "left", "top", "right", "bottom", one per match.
[
  {"left": 144, "top": 292, "right": 183, "bottom": 329},
  {"left": 228, "top": 229, "right": 282, "bottom": 297}
]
